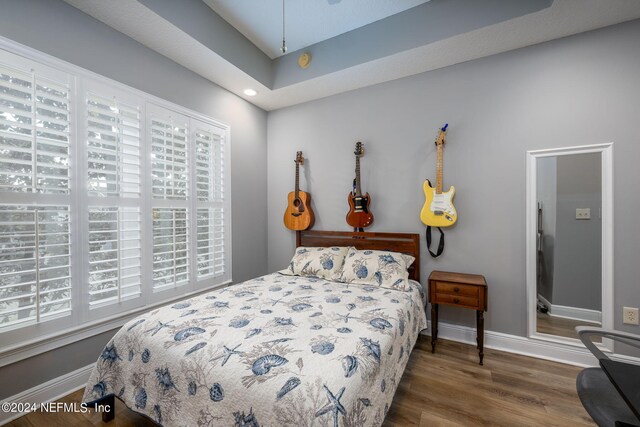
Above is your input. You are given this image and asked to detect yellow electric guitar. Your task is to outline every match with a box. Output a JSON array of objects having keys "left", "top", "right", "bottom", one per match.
[{"left": 420, "top": 124, "right": 458, "bottom": 227}]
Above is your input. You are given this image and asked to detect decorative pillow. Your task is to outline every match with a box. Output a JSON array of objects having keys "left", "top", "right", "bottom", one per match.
[
  {"left": 280, "top": 246, "right": 351, "bottom": 280},
  {"left": 338, "top": 248, "right": 415, "bottom": 291}
]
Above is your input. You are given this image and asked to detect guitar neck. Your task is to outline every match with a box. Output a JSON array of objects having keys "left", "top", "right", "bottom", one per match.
[
  {"left": 295, "top": 162, "right": 300, "bottom": 198},
  {"left": 355, "top": 156, "right": 362, "bottom": 197},
  {"left": 436, "top": 143, "right": 443, "bottom": 194}
]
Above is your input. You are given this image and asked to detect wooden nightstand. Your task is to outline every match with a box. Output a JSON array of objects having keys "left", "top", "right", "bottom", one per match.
[{"left": 428, "top": 270, "right": 488, "bottom": 365}]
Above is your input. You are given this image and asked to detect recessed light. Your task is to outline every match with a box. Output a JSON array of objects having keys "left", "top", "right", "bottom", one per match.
[{"left": 244, "top": 89, "right": 257, "bottom": 97}]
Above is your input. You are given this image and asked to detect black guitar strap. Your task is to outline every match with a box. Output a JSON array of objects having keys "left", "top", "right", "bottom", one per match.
[{"left": 426, "top": 226, "right": 445, "bottom": 258}]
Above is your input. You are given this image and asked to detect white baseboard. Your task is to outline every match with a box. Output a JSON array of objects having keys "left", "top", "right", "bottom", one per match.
[
  {"left": 0, "top": 363, "right": 94, "bottom": 426},
  {"left": 549, "top": 304, "right": 602, "bottom": 324},
  {"left": 537, "top": 293, "right": 601, "bottom": 323},
  {"left": 422, "top": 321, "right": 639, "bottom": 367}
]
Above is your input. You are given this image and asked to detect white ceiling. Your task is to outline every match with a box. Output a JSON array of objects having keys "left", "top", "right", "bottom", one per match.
[
  {"left": 203, "top": 0, "right": 431, "bottom": 59},
  {"left": 64, "top": 0, "right": 640, "bottom": 111}
]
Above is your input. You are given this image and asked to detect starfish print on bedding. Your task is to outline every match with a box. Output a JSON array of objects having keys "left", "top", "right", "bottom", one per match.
[
  {"left": 315, "top": 385, "right": 347, "bottom": 427},
  {"left": 210, "top": 344, "right": 243, "bottom": 367},
  {"left": 270, "top": 297, "right": 286, "bottom": 306},
  {"left": 144, "top": 321, "right": 173, "bottom": 336},
  {"left": 336, "top": 313, "right": 359, "bottom": 323}
]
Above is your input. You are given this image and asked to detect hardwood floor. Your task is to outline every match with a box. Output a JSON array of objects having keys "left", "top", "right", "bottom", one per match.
[
  {"left": 536, "top": 312, "right": 601, "bottom": 342},
  {"left": 7, "top": 335, "right": 594, "bottom": 427}
]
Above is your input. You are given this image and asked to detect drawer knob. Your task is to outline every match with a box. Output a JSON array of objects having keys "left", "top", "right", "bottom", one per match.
[
  {"left": 453, "top": 298, "right": 460, "bottom": 304},
  {"left": 453, "top": 287, "right": 460, "bottom": 293}
]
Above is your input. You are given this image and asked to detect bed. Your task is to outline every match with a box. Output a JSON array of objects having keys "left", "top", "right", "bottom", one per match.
[{"left": 83, "top": 230, "right": 427, "bottom": 426}]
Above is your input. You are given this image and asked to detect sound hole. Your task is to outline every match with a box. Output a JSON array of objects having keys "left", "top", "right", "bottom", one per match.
[{"left": 293, "top": 198, "right": 305, "bottom": 214}]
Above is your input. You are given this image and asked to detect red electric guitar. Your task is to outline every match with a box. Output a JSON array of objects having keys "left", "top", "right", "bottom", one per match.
[{"left": 346, "top": 141, "right": 374, "bottom": 229}]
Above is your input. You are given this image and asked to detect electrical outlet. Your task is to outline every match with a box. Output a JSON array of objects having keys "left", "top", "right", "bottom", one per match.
[{"left": 623, "top": 307, "right": 639, "bottom": 325}]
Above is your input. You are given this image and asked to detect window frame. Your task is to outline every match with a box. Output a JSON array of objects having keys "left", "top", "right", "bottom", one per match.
[{"left": 0, "top": 36, "right": 232, "bottom": 367}]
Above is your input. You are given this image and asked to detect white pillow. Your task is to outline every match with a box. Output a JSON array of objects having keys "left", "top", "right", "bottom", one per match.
[
  {"left": 338, "top": 248, "right": 415, "bottom": 291},
  {"left": 280, "top": 246, "right": 351, "bottom": 280}
]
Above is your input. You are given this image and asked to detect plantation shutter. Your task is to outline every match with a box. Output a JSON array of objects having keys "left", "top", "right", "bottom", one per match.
[
  {"left": 0, "top": 56, "right": 72, "bottom": 329},
  {"left": 84, "top": 84, "right": 143, "bottom": 308},
  {"left": 152, "top": 207, "right": 189, "bottom": 289},
  {"left": 194, "top": 122, "right": 227, "bottom": 279},
  {"left": 0, "top": 44, "right": 232, "bottom": 350},
  {"left": 88, "top": 207, "right": 142, "bottom": 305},
  {"left": 150, "top": 114, "right": 188, "bottom": 200},
  {"left": 148, "top": 105, "right": 190, "bottom": 291},
  {"left": 0, "top": 206, "right": 72, "bottom": 327},
  {"left": 0, "top": 64, "right": 71, "bottom": 194},
  {"left": 86, "top": 92, "right": 141, "bottom": 198}
]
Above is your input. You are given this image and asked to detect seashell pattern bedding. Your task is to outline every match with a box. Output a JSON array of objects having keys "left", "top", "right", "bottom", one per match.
[{"left": 82, "top": 272, "right": 427, "bottom": 426}]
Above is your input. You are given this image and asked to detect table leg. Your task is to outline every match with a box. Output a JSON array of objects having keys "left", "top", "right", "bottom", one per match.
[
  {"left": 431, "top": 303, "right": 439, "bottom": 353},
  {"left": 477, "top": 310, "right": 484, "bottom": 365}
]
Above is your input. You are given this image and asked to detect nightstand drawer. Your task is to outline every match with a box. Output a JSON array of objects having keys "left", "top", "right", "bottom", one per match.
[
  {"left": 434, "top": 281, "right": 479, "bottom": 297},
  {"left": 434, "top": 293, "right": 479, "bottom": 308}
]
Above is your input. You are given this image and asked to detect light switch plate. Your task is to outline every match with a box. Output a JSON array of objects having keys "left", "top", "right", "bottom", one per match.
[{"left": 576, "top": 208, "right": 591, "bottom": 220}]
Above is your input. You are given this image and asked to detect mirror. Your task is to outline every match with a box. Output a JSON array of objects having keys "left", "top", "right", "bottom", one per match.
[{"left": 526, "top": 144, "right": 613, "bottom": 349}]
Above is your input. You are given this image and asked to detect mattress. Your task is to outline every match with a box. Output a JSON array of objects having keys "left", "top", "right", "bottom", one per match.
[{"left": 83, "top": 272, "right": 427, "bottom": 426}]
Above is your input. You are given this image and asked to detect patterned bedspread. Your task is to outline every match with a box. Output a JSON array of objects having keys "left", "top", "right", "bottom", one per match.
[{"left": 82, "top": 273, "right": 427, "bottom": 427}]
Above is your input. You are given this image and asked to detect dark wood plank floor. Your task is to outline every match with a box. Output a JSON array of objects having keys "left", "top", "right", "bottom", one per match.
[
  {"left": 536, "top": 312, "right": 601, "bottom": 342},
  {"left": 7, "top": 335, "right": 594, "bottom": 427}
]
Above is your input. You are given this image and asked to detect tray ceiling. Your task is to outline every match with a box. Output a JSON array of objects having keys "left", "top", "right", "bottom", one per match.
[{"left": 64, "top": 0, "right": 640, "bottom": 111}]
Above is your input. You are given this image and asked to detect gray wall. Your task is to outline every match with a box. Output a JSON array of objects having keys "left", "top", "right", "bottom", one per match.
[
  {"left": 536, "top": 156, "right": 556, "bottom": 304},
  {"left": 267, "top": 19, "right": 640, "bottom": 338},
  {"left": 0, "top": 0, "right": 268, "bottom": 399},
  {"left": 553, "top": 153, "right": 601, "bottom": 310}
]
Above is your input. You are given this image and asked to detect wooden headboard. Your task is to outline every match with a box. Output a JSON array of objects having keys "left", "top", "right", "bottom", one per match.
[{"left": 296, "top": 230, "right": 421, "bottom": 282}]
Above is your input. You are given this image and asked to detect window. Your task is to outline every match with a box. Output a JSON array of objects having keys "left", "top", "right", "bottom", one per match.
[
  {"left": 152, "top": 207, "right": 189, "bottom": 289},
  {"left": 88, "top": 207, "right": 142, "bottom": 306},
  {"left": 0, "top": 55, "right": 73, "bottom": 332},
  {"left": 148, "top": 106, "right": 190, "bottom": 292},
  {"left": 0, "top": 206, "right": 71, "bottom": 327},
  {"left": 0, "top": 45, "right": 230, "bottom": 355},
  {"left": 85, "top": 87, "right": 143, "bottom": 308},
  {"left": 193, "top": 121, "right": 226, "bottom": 279}
]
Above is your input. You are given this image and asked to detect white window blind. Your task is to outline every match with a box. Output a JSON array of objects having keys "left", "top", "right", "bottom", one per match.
[
  {"left": 194, "top": 122, "right": 227, "bottom": 279},
  {"left": 0, "top": 64, "right": 70, "bottom": 194},
  {"left": 86, "top": 92, "right": 141, "bottom": 198},
  {"left": 195, "top": 127, "right": 224, "bottom": 203},
  {"left": 88, "top": 207, "right": 141, "bottom": 305},
  {"left": 0, "top": 43, "right": 231, "bottom": 357},
  {"left": 84, "top": 84, "right": 143, "bottom": 309},
  {"left": 0, "top": 205, "right": 71, "bottom": 327},
  {"left": 152, "top": 208, "right": 189, "bottom": 289},
  {"left": 0, "top": 54, "right": 73, "bottom": 332},
  {"left": 197, "top": 208, "right": 224, "bottom": 278},
  {"left": 150, "top": 115, "right": 188, "bottom": 200}
]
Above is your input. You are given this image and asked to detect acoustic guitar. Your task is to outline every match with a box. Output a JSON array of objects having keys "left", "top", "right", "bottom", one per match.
[
  {"left": 346, "top": 141, "right": 374, "bottom": 229},
  {"left": 420, "top": 124, "right": 458, "bottom": 227},
  {"left": 283, "top": 151, "right": 315, "bottom": 230}
]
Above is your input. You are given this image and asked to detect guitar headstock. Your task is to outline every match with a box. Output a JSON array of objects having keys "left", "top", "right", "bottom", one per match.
[
  {"left": 435, "top": 123, "right": 448, "bottom": 147},
  {"left": 354, "top": 141, "right": 364, "bottom": 157},
  {"left": 295, "top": 151, "right": 304, "bottom": 165}
]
